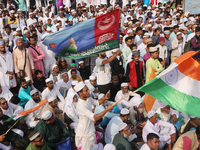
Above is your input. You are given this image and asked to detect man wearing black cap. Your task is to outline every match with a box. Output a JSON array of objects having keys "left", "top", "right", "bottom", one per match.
[{"left": 26, "top": 131, "right": 51, "bottom": 150}]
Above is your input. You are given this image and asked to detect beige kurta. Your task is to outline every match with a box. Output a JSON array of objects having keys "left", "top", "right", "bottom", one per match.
[
  {"left": 13, "top": 48, "right": 35, "bottom": 82},
  {"left": 41, "top": 103, "right": 65, "bottom": 124}
]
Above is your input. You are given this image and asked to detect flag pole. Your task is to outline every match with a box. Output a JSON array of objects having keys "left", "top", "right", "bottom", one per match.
[
  {"left": 114, "top": 89, "right": 138, "bottom": 105},
  {"left": 5, "top": 120, "right": 20, "bottom": 134}
]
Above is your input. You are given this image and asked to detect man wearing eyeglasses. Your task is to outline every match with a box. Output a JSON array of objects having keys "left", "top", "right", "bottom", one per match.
[{"left": 26, "top": 130, "right": 51, "bottom": 150}]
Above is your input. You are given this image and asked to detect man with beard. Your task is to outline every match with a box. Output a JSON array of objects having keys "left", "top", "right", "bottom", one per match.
[
  {"left": 115, "top": 83, "right": 141, "bottom": 109},
  {"left": 129, "top": 96, "right": 147, "bottom": 129},
  {"left": 105, "top": 108, "right": 130, "bottom": 144},
  {"left": 18, "top": 78, "right": 32, "bottom": 107},
  {"left": 55, "top": 72, "right": 72, "bottom": 98},
  {"left": 86, "top": 75, "right": 99, "bottom": 99},
  {"left": 27, "top": 12, "right": 37, "bottom": 27},
  {"left": 112, "top": 123, "right": 138, "bottom": 150},
  {"left": 0, "top": 39, "right": 17, "bottom": 90},
  {"left": 96, "top": 50, "right": 121, "bottom": 94},
  {"left": 13, "top": 37, "right": 35, "bottom": 82},
  {"left": 26, "top": 130, "right": 51, "bottom": 150},
  {"left": 41, "top": 78, "right": 65, "bottom": 110},
  {"left": 24, "top": 89, "right": 43, "bottom": 128},
  {"left": 35, "top": 110, "right": 71, "bottom": 149}
]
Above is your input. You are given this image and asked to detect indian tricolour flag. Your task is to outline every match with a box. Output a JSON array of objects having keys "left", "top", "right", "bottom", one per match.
[
  {"left": 4, "top": 98, "right": 47, "bottom": 122},
  {"left": 138, "top": 51, "right": 200, "bottom": 117}
]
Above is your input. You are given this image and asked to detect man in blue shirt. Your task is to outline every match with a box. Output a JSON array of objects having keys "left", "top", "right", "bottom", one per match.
[{"left": 18, "top": 78, "right": 31, "bottom": 107}]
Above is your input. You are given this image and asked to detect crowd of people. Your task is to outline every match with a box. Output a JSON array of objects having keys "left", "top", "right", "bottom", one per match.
[{"left": 0, "top": 0, "right": 200, "bottom": 149}]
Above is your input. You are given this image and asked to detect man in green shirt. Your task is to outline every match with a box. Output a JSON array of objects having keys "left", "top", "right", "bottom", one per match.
[
  {"left": 146, "top": 47, "right": 163, "bottom": 83},
  {"left": 112, "top": 123, "right": 138, "bottom": 150},
  {"left": 122, "top": 37, "right": 132, "bottom": 69},
  {"left": 26, "top": 131, "right": 51, "bottom": 150},
  {"left": 35, "top": 110, "right": 71, "bottom": 149}
]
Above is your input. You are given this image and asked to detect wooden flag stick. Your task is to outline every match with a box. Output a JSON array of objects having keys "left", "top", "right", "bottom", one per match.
[
  {"left": 114, "top": 89, "right": 138, "bottom": 105},
  {"left": 5, "top": 119, "right": 20, "bottom": 134}
]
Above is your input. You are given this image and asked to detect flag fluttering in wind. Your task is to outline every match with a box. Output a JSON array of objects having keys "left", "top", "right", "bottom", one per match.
[
  {"left": 4, "top": 98, "right": 47, "bottom": 122},
  {"left": 138, "top": 51, "right": 200, "bottom": 117},
  {"left": 143, "top": 68, "right": 156, "bottom": 112},
  {"left": 43, "top": 10, "right": 120, "bottom": 59}
]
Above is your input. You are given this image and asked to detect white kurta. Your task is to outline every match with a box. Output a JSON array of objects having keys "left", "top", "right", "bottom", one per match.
[
  {"left": 0, "top": 51, "right": 17, "bottom": 89},
  {"left": 0, "top": 87, "right": 13, "bottom": 101},
  {"left": 75, "top": 97, "right": 99, "bottom": 150},
  {"left": 63, "top": 92, "right": 79, "bottom": 130},
  {"left": 105, "top": 116, "right": 123, "bottom": 144},
  {"left": 1, "top": 102, "right": 23, "bottom": 117},
  {"left": 24, "top": 98, "right": 43, "bottom": 128},
  {"left": 115, "top": 90, "right": 141, "bottom": 108},
  {"left": 55, "top": 79, "right": 72, "bottom": 91},
  {"left": 140, "top": 143, "right": 151, "bottom": 150},
  {"left": 142, "top": 120, "right": 176, "bottom": 148},
  {"left": 41, "top": 87, "right": 65, "bottom": 110}
]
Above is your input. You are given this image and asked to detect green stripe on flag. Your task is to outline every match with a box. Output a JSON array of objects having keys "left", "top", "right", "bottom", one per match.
[
  {"left": 58, "top": 39, "right": 119, "bottom": 59},
  {"left": 4, "top": 115, "right": 28, "bottom": 123},
  {"left": 138, "top": 78, "right": 200, "bottom": 118}
]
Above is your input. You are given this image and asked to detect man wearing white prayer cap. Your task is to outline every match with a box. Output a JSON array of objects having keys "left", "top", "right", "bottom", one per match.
[
  {"left": 41, "top": 77, "right": 65, "bottom": 110},
  {"left": 129, "top": 96, "right": 147, "bottom": 127},
  {"left": 103, "top": 144, "right": 116, "bottom": 150},
  {"left": 75, "top": 81, "right": 115, "bottom": 150},
  {"left": 112, "top": 122, "right": 138, "bottom": 149},
  {"left": 105, "top": 108, "right": 130, "bottom": 144},
  {"left": 24, "top": 89, "right": 43, "bottom": 128},
  {"left": 115, "top": 82, "right": 141, "bottom": 108},
  {"left": 143, "top": 110, "right": 176, "bottom": 149},
  {"left": 49, "top": 64, "right": 61, "bottom": 83},
  {"left": 86, "top": 75, "right": 99, "bottom": 99},
  {"left": 35, "top": 110, "right": 71, "bottom": 149},
  {"left": 26, "top": 130, "right": 51, "bottom": 149},
  {"left": 41, "top": 96, "right": 65, "bottom": 125},
  {"left": 25, "top": 76, "right": 35, "bottom": 90}
]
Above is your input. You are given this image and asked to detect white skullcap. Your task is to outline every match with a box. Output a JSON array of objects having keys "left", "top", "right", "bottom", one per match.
[
  {"left": 176, "top": 32, "right": 182, "bottom": 36},
  {"left": 120, "top": 108, "right": 129, "bottom": 115},
  {"left": 30, "top": 89, "right": 38, "bottom": 96},
  {"left": 52, "top": 64, "right": 57, "bottom": 70},
  {"left": 149, "top": 47, "right": 158, "bottom": 52},
  {"left": 89, "top": 76, "right": 96, "bottom": 80},
  {"left": 3, "top": 36, "right": 9, "bottom": 41},
  {"left": 17, "top": 9, "right": 21, "bottom": 11},
  {"left": 103, "top": 144, "right": 116, "bottom": 150},
  {"left": 150, "top": 19, "right": 154, "bottom": 22},
  {"left": 74, "top": 81, "right": 85, "bottom": 92},
  {"left": 131, "top": 97, "right": 142, "bottom": 107},
  {"left": 112, "top": 49, "right": 117, "bottom": 53},
  {"left": 166, "top": 18, "right": 170, "bottom": 21},
  {"left": 42, "top": 110, "right": 52, "bottom": 120},
  {"left": 29, "top": 131, "right": 40, "bottom": 141},
  {"left": 69, "top": 18, "right": 73, "bottom": 22},
  {"left": 25, "top": 77, "right": 31, "bottom": 82},
  {"left": 10, "top": 10, "right": 15, "bottom": 13},
  {"left": 13, "top": 31, "right": 18, "bottom": 36},
  {"left": 133, "top": 28, "right": 136, "bottom": 31},
  {"left": 176, "top": 13, "right": 180, "bottom": 16},
  {"left": 90, "top": 14, "right": 93, "bottom": 16},
  {"left": 46, "top": 27, "right": 51, "bottom": 31},
  {"left": 60, "top": 6, "right": 63, "bottom": 8},
  {"left": 160, "top": 102, "right": 168, "bottom": 108},
  {"left": 78, "top": 61, "right": 84, "bottom": 64},
  {"left": 120, "top": 35, "right": 123, "bottom": 38},
  {"left": 135, "top": 22, "right": 140, "bottom": 24},
  {"left": 45, "top": 11, "right": 48, "bottom": 14},
  {"left": 56, "top": 23, "right": 60, "bottom": 27},
  {"left": 143, "top": 33, "right": 149, "bottom": 38},
  {"left": 164, "top": 30, "right": 170, "bottom": 34},
  {"left": 127, "top": 30, "right": 133, "bottom": 34},
  {"left": 190, "top": 115, "right": 196, "bottom": 119},
  {"left": 98, "top": 93, "right": 105, "bottom": 99},
  {"left": 16, "top": 28, "right": 21, "bottom": 31},
  {"left": 48, "top": 97, "right": 56, "bottom": 103},
  {"left": 118, "top": 122, "right": 127, "bottom": 131},
  {"left": 72, "top": 81, "right": 78, "bottom": 86},
  {"left": 124, "top": 20, "right": 128, "bottom": 23},
  {"left": 45, "top": 78, "right": 53, "bottom": 83},
  {"left": 147, "top": 110, "right": 156, "bottom": 118},
  {"left": 121, "top": 83, "right": 128, "bottom": 87},
  {"left": 61, "top": 71, "right": 67, "bottom": 76},
  {"left": 64, "top": 5, "right": 68, "bottom": 8},
  {"left": 24, "top": 30, "right": 29, "bottom": 34},
  {"left": 138, "top": 7, "right": 142, "bottom": 10},
  {"left": 29, "top": 12, "right": 33, "bottom": 15}
]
